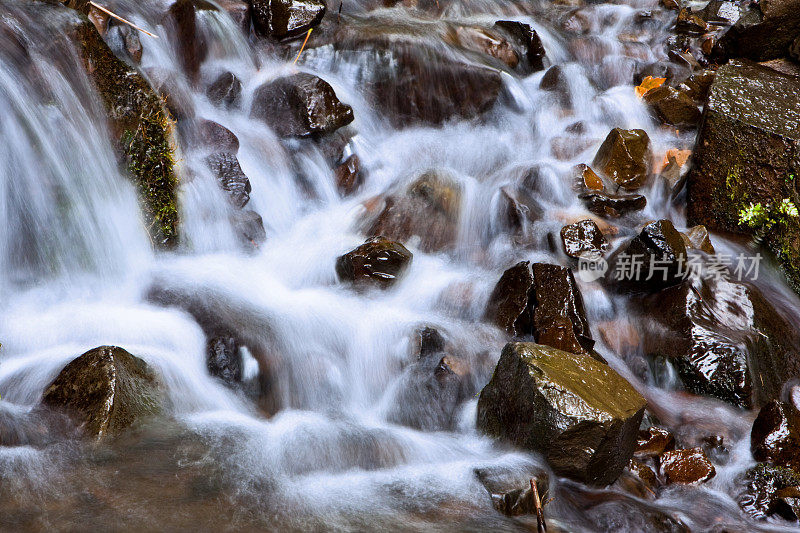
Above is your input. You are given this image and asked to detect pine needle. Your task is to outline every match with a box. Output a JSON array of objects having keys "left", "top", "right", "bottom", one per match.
[
  {"left": 88, "top": 2, "right": 159, "bottom": 38},
  {"left": 292, "top": 29, "right": 313, "bottom": 65}
]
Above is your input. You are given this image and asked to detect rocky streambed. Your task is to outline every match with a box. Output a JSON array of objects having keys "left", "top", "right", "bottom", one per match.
[{"left": 2, "top": 0, "right": 800, "bottom": 530}]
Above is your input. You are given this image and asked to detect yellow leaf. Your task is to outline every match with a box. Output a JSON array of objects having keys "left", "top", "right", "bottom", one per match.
[{"left": 635, "top": 76, "right": 666, "bottom": 98}]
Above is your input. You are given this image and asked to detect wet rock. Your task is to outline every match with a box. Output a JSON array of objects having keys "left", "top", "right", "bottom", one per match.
[
  {"left": 475, "top": 464, "right": 549, "bottom": 516},
  {"left": 686, "top": 60, "right": 800, "bottom": 294},
  {"left": 336, "top": 236, "right": 412, "bottom": 289},
  {"left": 494, "top": 20, "right": 547, "bottom": 72},
  {"left": 75, "top": 22, "right": 179, "bottom": 247},
  {"left": 452, "top": 26, "right": 518, "bottom": 69},
  {"left": 41, "top": 346, "right": 163, "bottom": 438},
  {"left": 207, "top": 335, "right": 243, "bottom": 384},
  {"left": 207, "top": 71, "right": 242, "bottom": 109},
  {"left": 197, "top": 120, "right": 239, "bottom": 153},
  {"left": 659, "top": 448, "right": 715, "bottom": 484},
  {"left": 540, "top": 65, "right": 570, "bottom": 105},
  {"left": 712, "top": 0, "right": 800, "bottom": 62},
  {"left": 636, "top": 426, "right": 676, "bottom": 458},
  {"left": 251, "top": 0, "right": 325, "bottom": 40},
  {"left": 610, "top": 220, "right": 687, "bottom": 292},
  {"left": 791, "top": 36, "right": 800, "bottom": 62},
  {"left": 699, "top": 0, "right": 741, "bottom": 26},
  {"left": 579, "top": 191, "right": 647, "bottom": 218},
  {"left": 167, "top": 0, "right": 207, "bottom": 84},
  {"left": 484, "top": 262, "right": 594, "bottom": 354},
  {"left": 751, "top": 400, "right": 800, "bottom": 472},
  {"left": 477, "top": 342, "right": 647, "bottom": 486},
  {"left": 676, "top": 8, "right": 708, "bottom": 34},
  {"left": 217, "top": 0, "right": 250, "bottom": 33},
  {"left": 739, "top": 463, "right": 800, "bottom": 520},
  {"left": 334, "top": 154, "right": 362, "bottom": 196},
  {"left": 204, "top": 152, "right": 251, "bottom": 208},
  {"left": 251, "top": 73, "right": 354, "bottom": 137},
  {"left": 683, "top": 225, "right": 715, "bottom": 254},
  {"left": 0, "top": 404, "right": 77, "bottom": 447},
  {"left": 643, "top": 86, "right": 701, "bottom": 127},
  {"left": 560, "top": 219, "right": 608, "bottom": 259},
  {"left": 641, "top": 275, "right": 800, "bottom": 408},
  {"left": 367, "top": 170, "right": 461, "bottom": 253},
  {"left": 107, "top": 24, "right": 143, "bottom": 64},
  {"left": 625, "top": 458, "right": 659, "bottom": 496},
  {"left": 592, "top": 128, "right": 652, "bottom": 191},
  {"left": 233, "top": 209, "right": 267, "bottom": 245},
  {"left": 412, "top": 326, "right": 446, "bottom": 358},
  {"left": 498, "top": 186, "right": 542, "bottom": 234},
  {"left": 634, "top": 61, "right": 689, "bottom": 86}
]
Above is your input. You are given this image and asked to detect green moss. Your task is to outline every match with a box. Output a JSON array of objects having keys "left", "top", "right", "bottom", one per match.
[{"left": 75, "top": 22, "right": 179, "bottom": 247}]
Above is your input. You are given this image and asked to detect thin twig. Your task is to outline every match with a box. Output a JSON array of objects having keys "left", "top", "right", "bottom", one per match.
[
  {"left": 292, "top": 28, "right": 313, "bottom": 65},
  {"left": 88, "top": 2, "right": 159, "bottom": 38},
  {"left": 531, "top": 478, "right": 546, "bottom": 533}
]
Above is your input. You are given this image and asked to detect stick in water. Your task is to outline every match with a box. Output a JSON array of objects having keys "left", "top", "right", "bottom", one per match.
[
  {"left": 531, "top": 478, "right": 547, "bottom": 533},
  {"left": 292, "top": 29, "right": 313, "bottom": 65},
  {"left": 87, "top": 2, "right": 159, "bottom": 38}
]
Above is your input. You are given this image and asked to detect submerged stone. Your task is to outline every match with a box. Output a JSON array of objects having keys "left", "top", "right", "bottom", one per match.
[
  {"left": 477, "top": 342, "right": 647, "bottom": 486},
  {"left": 204, "top": 152, "right": 251, "bottom": 208},
  {"left": 207, "top": 71, "right": 242, "bottom": 109},
  {"left": 42, "top": 346, "right": 163, "bottom": 439}
]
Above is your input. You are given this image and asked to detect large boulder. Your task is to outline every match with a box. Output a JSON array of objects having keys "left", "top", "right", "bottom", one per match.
[
  {"left": 641, "top": 275, "right": 800, "bottom": 408},
  {"left": 592, "top": 128, "right": 653, "bottom": 191},
  {"left": 41, "top": 346, "right": 163, "bottom": 438},
  {"left": 251, "top": 0, "right": 326, "bottom": 40},
  {"left": 687, "top": 60, "right": 800, "bottom": 294},
  {"left": 712, "top": 0, "right": 800, "bottom": 62},
  {"left": 366, "top": 170, "right": 462, "bottom": 253},
  {"left": 75, "top": 21, "right": 179, "bottom": 247},
  {"left": 751, "top": 400, "right": 800, "bottom": 472},
  {"left": 335, "top": 236, "right": 412, "bottom": 289},
  {"left": 477, "top": 342, "right": 647, "bottom": 486},
  {"left": 250, "top": 73, "right": 354, "bottom": 137},
  {"left": 484, "top": 261, "right": 595, "bottom": 355}
]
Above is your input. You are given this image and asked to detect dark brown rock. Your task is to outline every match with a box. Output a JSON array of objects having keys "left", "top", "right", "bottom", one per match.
[
  {"left": 477, "top": 342, "right": 647, "bottom": 486},
  {"left": 250, "top": 73, "right": 353, "bottom": 137},
  {"left": 642, "top": 275, "right": 800, "bottom": 408},
  {"left": 251, "top": 0, "right": 325, "bottom": 40},
  {"left": 579, "top": 191, "right": 647, "bottom": 218},
  {"left": 686, "top": 60, "right": 800, "bottom": 294},
  {"left": 452, "top": 26, "right": 518, "bottom": 69},
  {"left": 498, "top": 186, "right": 542, "bottom": 234},
  {"left": 592, "top": 128, "right": 652, "bottom": 191},
  {"left": 494, "top": 20, "right": 546, "bottom": 72},
  {"left": 791, "top": 36, "right": 800, "bottom": 62},
  {"left": 699, "top": 0, "right": 741, "bottom": 26},
  {"left": 207, "top": 71, "right": 242, "bottom": 109},
  {"left": 167, "top": 0, "right": 207, "bottom": 83},
  {"left": 626, "top": 458, "right": 659, "bottom": 496},
  {"left": 197, "top": 119, "right": 239, "bottom": 153},
  {"left": 336, "top": 236, "right": 412, "bottom": 289},
  {"left": 643, "top": 86, "right": 701, "bottom": 127},
  {"left": 752, "top": 400, "right": 800, "bottom": 472},
  {"left": 660, "top": 447, "right": 716, "bottom": 484},
  {"left": 739, "top": 463, "right": 800, "bottom": 521},
  {"left": 561, "top": 219, "right": 608, "bottom": 259},
  {"left": 636, "top": 426, "right": 676, "bottom": 458},
  {"left": 475, "top": 465, "right": 549, "bottom": 516},
  {"left": 412, "top": 326, "right": 446, "bottom": 358},
  {"left": 207, "top": 335, "right": 243, "bottom": 384},
  {"left": 683, "top": 225, "right": 715, "bottom": 254},
  {"left": 712, "top": 0, "right": 800, "bottom": 62},
  {"left": 217, "top": 0, "right": 250, "bottom": 33},
  {"left": 367, "top": 171, "right": 461, "bottom": 253},
  {"left": 484, "top": 262, "right": 594, "bottom": 354},
  {"left": 204, "top": 152, "right": 251, "bottom": 208},
  {"left": 610, "top": 220, "right": 687, "bottom": 292},
  {"left": 334, "top": 154, "right": 362, "bottom": 196},
  {"left": 41, "top": 346, "right": 163, "bottom": 438},
  {"left": 676, "top": 8, "right": 708, "bottom": 34}
]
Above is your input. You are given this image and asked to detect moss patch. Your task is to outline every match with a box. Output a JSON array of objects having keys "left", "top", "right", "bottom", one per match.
[{"left": 75, "top": 22, "right": 179, "bottom": 248}]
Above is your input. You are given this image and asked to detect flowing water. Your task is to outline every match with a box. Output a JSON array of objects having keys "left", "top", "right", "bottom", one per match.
[{"left": 1, "top": 0, "right": 799, "bottom": 530}]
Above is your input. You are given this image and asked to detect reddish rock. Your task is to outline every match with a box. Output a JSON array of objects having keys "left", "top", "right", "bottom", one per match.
[
  {"left": 659, "top": 448, "right": 716, "bottom": 484},
  {"left": 636, "top": 426, "right": 676, "bottom": 458},
  {"left": 751, "top": 401, "right": 800, "bottom": 472},
  {"left": 334, "top": 154, "right": 362, "bottom": 196}
]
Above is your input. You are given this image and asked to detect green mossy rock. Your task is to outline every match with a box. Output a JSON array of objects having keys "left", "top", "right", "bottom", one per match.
[
  {"left": 42, "top": 346, "right": 164, "bottom": 439},
  {"left": 477, "top": 342, "right": 646, "bottom": 486},
  {"left": 74, "top": 21, "right": 179, "bottom": 247},
  {"left": 687, "top": 60, "right": 800, "bottom": 294}
]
